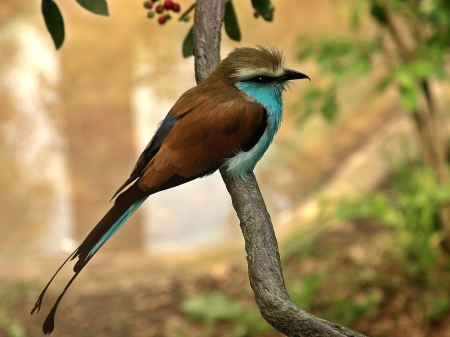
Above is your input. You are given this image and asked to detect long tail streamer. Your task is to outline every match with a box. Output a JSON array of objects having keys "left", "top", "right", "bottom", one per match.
[{"left": 31, "top": 198, "right": 147, "bottom": 335}]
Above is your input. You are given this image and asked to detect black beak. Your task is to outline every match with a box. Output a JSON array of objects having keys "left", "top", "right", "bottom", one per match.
[{"left": 278, "top": 69, "right": 310, "bottom": 82}]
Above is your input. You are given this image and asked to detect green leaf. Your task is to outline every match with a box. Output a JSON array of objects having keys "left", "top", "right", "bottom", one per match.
[
  {"left": 297, "top": 44, "right": 314, "bottom": 61},
  {"left": 399, "top": 84, "right": 420, "bottom": 111},
  {"left": 76, "top": 0, "right": 109, "bottom": 16},
  {"left": 321, "top": 93, "right": 338, "bottom": 123},
  {"left": 350, "top": 1, "right": 366, "bottom": 30},
  {"left": 178, "top": 2, "right": 195, "bottom": 22},
  {"left": 182, "top": 26, "right": 194, "bottom": 58},
  {"left": 298, "top": 108, "right": 315, "bottom": 126},
  {"left": 391, "top": 65, "right": 421, "bottom": 111},
  {"left": 42, "top": 0, "right": 65, "bottom": 50},
  {"left": 376, "top": 75, "right": 393, "bottom": 92},
  {"left": 303, "top": 88, "right": 324, "bottom": 102},
  {"left": 411, "top": 59, "right": 434, "bottom": 79},
  {"left": 251, "top": 0, "right": 274, "bottom": 22},
  {"left": 224, "top": 0, "right": 241, "bottom": 41},
  {"left": 370, "top": 1, "right": 388, "bottom": 26},
  {"left": 181, "top": 293, "right": 243, "bottom": 321}
]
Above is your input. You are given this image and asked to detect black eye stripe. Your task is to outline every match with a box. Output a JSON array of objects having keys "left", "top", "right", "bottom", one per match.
[{"left": 245, "top": 75, "right": 275, "bottom": 83}]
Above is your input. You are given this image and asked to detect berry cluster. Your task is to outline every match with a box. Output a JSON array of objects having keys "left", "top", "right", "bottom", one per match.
[{"left": 144, "top": 0, "right": 181, "bottom": 25}]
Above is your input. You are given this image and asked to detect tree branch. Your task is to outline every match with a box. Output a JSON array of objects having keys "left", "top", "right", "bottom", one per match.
[
  {"left": 219, "top": 174, "right": 366, "bottom": 337},
  {"left": 192, "top": 0, "right": 224, "bottom": 83},
  {"left": 192, "top": 1, "right": 367, "bottom": 335}
]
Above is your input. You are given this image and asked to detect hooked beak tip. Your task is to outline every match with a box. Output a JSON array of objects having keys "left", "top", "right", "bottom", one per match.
[{"left": 282, "top": 69, "right": 310, "bottom": 82}]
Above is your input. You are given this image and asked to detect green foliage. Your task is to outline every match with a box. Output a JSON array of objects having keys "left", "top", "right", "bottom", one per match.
[
  {"left": 181, "top": 292, "right": 272, "bottom": 336},
  {"left": 224, "top": 0, "right": 241, "bottom": 42},
  {"left": 178, "top": 0, "right": 275, "bottom": 57},
  {"left": 298, "top": 37, "right": 377, "bottom": 78},
  {"left": 297, "top": 0, "right": 450, "bottom": 123},
  {"left": 178, "top": 3, "right": 195, "bottom": 22},
  {"left": 349, "top": 1, "right": 366, "bottom": 30},
  {"left": 251, "top": 0, "right": 274, "bottom": 22},
  {"left": 321, "top": 91, "right": 338, "bottom": 123},
  {"left": 281, "top": 222, "right": 328, "bottom": 260},
  {"left": 41, "top": 0, "right": 64, "bottom": 50},
  {"left": 41, "top": 0, "right": 275, "bottom": 51},
  {"left": 282, "top": 227, "right": 385, "bottom": 328},
  {"left": 297, "top": 36, "right": 379, "bottom": 123},
  {"left": 180, "top": 166, "right": 450, "bottom": 333},
  {"left": 41, "top": 0, "right": 108, "bottom": 49},
  {"left": 279, "top": 164, "right": 450, "bottom": 330},
  {"left": 337, "top": 166, "right": 450, "bottom": 276},
  {"left": 76, "top": 0, "right": 109, "bottom": 16},
  {"left": 182, "top": 26, "right": 194, "bottom": 58},
  {"left": 384, "top": 59, "right": 447, "bottom": 111},
  {"left": 287, "top": 275, "right": 324, "bottom": 311},
  {"left": 425, "top": 297, "right": 450, "bottom": 322},
  {"left": 0, "top": 283, "right": 33, "bottom": 337},
  {"left": 322, "top": 288, "right": 382, "bottom": 327},
  {"left": 369, "top": 1, "right": 388, "bottom": 26}
]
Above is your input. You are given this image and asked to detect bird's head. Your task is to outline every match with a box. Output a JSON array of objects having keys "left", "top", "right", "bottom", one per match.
[
  {"left": 204, "top": 45, "right": 309, "bottom": 107},
  {"left": 208, "top": 45, "right": 309, "bottom": 86}
]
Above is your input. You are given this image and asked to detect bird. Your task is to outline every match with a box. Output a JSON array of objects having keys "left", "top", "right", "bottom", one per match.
[{"left": 30, "top": 45, "right": 310, "bottom": 334}]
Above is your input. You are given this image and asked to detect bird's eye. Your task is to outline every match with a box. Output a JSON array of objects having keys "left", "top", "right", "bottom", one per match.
[{"left": 246, "top": 75, "right": 274, "bottom": 83}]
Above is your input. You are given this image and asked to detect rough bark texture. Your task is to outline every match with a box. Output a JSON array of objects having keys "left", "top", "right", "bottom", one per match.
[
  {"left": 220, "top": 175, "right": 367, "bottom": 337},
  {"left": 193, "top": 0, "right": 224, "bottom": 84},
  {"left": 192, "top": 1, "right": 367, "bottom": 336}
]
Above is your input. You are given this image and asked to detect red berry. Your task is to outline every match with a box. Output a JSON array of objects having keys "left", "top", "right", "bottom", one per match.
[
  {"left": 163, "top": 0, "right": 174, "bottom": 9},
  {"left": 143, "top": 0, "right": 153, "bottom": 9},
  {"left": 155, "top": 4, "right": 164, "bottom": 13},
  {"left": 172, "top": 2, "right": 180, "bottom": 12},
  {"left": 158, "top": 15, "right": 167, "bottom": 24},
  {"left": 253, "top": 10, "right": 260, "bottom": 18}
]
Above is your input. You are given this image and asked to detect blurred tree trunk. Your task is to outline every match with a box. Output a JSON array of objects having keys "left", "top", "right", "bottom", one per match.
[{"left": 382, "top": 2, "right": 450, "bottom": 248}]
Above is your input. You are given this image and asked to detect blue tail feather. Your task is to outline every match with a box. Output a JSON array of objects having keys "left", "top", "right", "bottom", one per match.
[{"left": 87, "top": 198, "right": 147, "bottom": 259}]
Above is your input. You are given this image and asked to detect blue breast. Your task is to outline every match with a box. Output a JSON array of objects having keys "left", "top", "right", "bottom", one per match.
[{"left": 225, "top": 82, "right": 285, "bottom": 180}]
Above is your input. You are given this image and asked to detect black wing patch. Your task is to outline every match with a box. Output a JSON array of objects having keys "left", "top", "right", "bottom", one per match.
[
  {"left": 241, "top": 109, "right": 268, "bottom": 152},
  {"left": 111, "top": 115, "right": 178, "bottom": 200}
]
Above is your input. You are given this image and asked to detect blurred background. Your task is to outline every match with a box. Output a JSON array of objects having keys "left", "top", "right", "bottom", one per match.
[{"left": 1, "top": 0, "right": 450, "bottom": 336}]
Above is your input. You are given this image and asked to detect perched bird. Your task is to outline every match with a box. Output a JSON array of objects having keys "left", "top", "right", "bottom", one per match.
[{"left": 31, "top": 45, "right": 309, "bottom": 334}]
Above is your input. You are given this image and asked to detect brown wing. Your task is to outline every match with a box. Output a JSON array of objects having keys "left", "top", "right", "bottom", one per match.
[
  {"left": 110, "top": 85, "right": 207, "bottom": 199},
  {"left": 139, "top": 92, "right": 266, "bottom": 191}
]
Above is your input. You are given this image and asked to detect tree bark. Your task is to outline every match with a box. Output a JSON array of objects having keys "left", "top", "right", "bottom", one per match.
[
  {"left": 193, "top": 0, "right": 224, "bottom": 84},
  {"left": 192, "top": 1, "right": 367, "bottom": 336}
]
